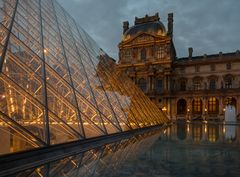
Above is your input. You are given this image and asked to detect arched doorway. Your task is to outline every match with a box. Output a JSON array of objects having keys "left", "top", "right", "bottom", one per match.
[
  {"left": 177, "top": 99, "right": 187, "bottom": 115},
  {"left": 192, "top": 98, "right": 202, "bottom": 115},
  {"left": 225, "top": 97, "right": 237, "bottom": 122},
  {"left": 208, "top": 97, "right": 219, "bottom": 115},
  {"left": 225, "top": 97, "right": 237, "bottom": 108}
]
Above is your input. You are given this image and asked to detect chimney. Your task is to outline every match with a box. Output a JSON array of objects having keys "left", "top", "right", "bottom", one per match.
[
  {"left": 188, "top": 47, "right": 193, "bottom": 59},
  {"left": 167, "top": 13, "right": 173, "bottom": 37},
  {"left": 219, "top": 51, "right": 223, "bottom": 58},
  {"left": 123, "top": 21, "right": 129, "bottom": 34}
]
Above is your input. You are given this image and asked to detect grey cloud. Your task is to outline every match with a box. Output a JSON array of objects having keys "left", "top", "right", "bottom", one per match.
[{"left": 57, "top": 0, "right": 240, "bottom": 59}]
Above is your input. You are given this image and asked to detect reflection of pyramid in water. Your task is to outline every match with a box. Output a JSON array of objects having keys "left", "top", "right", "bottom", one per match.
[{"left": 0, "top": 0, "right": 168, "bottom": 155}]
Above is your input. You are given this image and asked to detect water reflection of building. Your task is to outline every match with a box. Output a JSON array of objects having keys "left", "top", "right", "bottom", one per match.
[
  {"left": 117, "top": 13, "right": 240, "bottom": 121},
  {"left": 161, "top": 122, "right": 240, "bottom": 144}
]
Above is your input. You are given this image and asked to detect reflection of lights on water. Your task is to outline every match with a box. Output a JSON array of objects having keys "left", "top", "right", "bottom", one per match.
[
  {"left": 1, "top": 95, "right": 5, "bottom": 99},
  {"left": 0, "top": 120, "right": 135, "bottom": 127},
  {"left": 163, "top": 130, "right": 166, "bottom": 134},
  {"left": 223, "top": 108, "right": 226, "bottom": 112},
  {"left": 223, "top": 127, "right": 226, "bottom": 134},
  {"left": 204, "top": 125, "right": 207, "bottom": 133},
  {"left": 187, "top": 124, "right": 190, "bottom": 132}
]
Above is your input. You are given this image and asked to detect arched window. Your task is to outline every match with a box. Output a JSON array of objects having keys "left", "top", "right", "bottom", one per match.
[
  {"left": 208, "top": 97, "right": 219, "bottom": 114},
  {"left": 177, "top": 99, "right": 187, "bottom": 115},
  {"left": 156, "top": 79, "right": 163, "bottom": 92},
  {"left": 138, "top": 78, "right": 147, "bottom": 92},
  {"left": 192, "top": 98, "right": 202, "bottom": 114},
  {"left": 209, "top": 79, "right": 216, "bottom": 90},
  {"left": 141, "top": 48, "right": 146, "bottom": 61}
]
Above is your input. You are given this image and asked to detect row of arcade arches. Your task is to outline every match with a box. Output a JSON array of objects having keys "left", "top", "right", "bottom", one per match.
[{"left": 177, "top": 97, "right": 237, "bottom": 115}]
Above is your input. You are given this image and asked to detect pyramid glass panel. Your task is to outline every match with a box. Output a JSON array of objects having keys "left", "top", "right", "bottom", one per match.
[{"left": 0, "top": 0, "right": 168, "bottom": 155}]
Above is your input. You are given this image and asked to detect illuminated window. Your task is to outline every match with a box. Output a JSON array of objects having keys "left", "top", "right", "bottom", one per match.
[
  {"left": 156, "top": 46, "right": 164, "bottom": 59},
  {"left": 192, "top": 98, "right": 202, "bottom": 114},
  {"left": 208, "top": 97, "right": 219, "bottom": 114}
]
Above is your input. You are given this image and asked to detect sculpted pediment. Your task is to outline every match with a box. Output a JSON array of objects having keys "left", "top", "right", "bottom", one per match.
[{"left": 127, "top": 34, "right": 155, "bottom": 45}]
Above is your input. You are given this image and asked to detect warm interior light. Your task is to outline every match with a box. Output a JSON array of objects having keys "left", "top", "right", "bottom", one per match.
[
  {"left": 44, "top": 49, "right": 47, "bottom": 53},
  {"left": 162, "top": 107, "right": 167, "bottom": 111},
  {"left": 204, "top": 108, "right": 207, "bottom": 112}
]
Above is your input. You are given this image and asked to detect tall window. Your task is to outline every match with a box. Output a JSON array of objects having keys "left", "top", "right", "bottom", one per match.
[
  {"left": 225, "top": 76, "right": 232, "bottom": 88},
  {"left": 192, "top": 98, "right": 202, "bottom": 114},
  {"left": 124, "top": 50, "right": 131, "bottom": 62},
  {"left": 156, "top": 46, "right": 164, "bottom": 59},
  {"left": 195, "top": 65, "right": 200, "bottom": 72},
  {"left": 180, "top": 80, "right": 186, "bottom": 91},
  {"left": 138, "top": 78, "right": 147, "bottom": 92},
  {"left": 132, "top": 48, "right": 138, "bottom": 59},
  {"left": 208, "top": 97, "right": 219, "bottom": 114},
  {"left": 141, "top": 48, "right": 146, "bottom": 61},
  {"left": 226, "top": 62, "right": 231, "bottom": 70},
  {"left": 193, "top": 80, "right": 201, "bottom": 90},
  {"left": 210, "top": 64, "right": 216, "bottom": 71},
  {"left": 209, "top": 79, "right": 216, "bottom": 90},
  {"left": 156, "top": 79, "right": 163, "bottom": 92}
]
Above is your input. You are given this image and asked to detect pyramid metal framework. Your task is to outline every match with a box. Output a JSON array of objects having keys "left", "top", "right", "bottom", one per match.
[{"left": 0, "top": 0, "right": 168, "bottom": 155}]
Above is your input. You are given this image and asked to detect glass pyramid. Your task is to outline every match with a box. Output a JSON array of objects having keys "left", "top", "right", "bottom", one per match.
[{"left": 0, "top": 0, "right": 168, "bottom": 155}]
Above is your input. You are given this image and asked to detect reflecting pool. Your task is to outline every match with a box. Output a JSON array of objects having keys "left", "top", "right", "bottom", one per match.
[{"left": 10, "top": 122, "right": 240, "bottom": 177}]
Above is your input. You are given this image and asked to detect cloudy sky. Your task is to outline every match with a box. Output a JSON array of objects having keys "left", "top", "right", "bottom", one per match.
[{"left": 58, "top": 0, "right": 240, "bottom": 59}]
